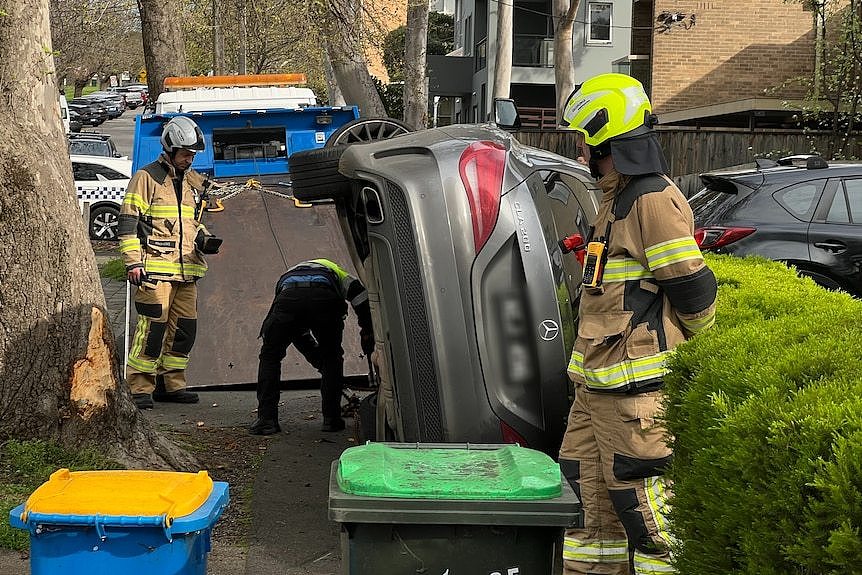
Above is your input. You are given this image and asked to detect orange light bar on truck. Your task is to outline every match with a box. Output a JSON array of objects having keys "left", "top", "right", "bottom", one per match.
[{"left": 163, "top": 74, "right": 307, "bottom": 90}]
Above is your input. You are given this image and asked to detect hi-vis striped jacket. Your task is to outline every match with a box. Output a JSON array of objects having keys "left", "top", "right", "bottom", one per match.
[
  {"left": 118, "top": 154, "right": 214, "bottom": 282},
  {"left": 568, "top": 170, "right": 717, "bottom": 392}
]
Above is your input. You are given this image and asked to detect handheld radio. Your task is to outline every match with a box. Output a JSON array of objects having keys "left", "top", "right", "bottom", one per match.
[{"left": 582, "top": 239, "right": 607, "bottom": 288}]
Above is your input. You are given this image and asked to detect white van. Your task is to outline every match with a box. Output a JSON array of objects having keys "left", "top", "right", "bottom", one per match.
[{"left": 59, "top": 94, "right": 70, "bottom": 133}]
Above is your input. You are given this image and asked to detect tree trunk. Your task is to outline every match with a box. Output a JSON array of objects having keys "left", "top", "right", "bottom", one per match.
[
  {"left": 323, "top": 50, "right": 346, "bottom": 106},
  {"left": 73, "top": 77, "right": 88, "bottom": 97},
  {"left": 553, "top": 0, "right": 580, "bottom": 124},
  {"left": 403, "top": 0, "right": 429, "bottom": 129},
  {"left": 138, "top": 0, "right": 188, "bottom": 102},
  {"left": 323, "top": 0, "right": 386, "bottom": 117},
  {"left": 0, "top": 0, "right": 196, "bottom": 470},
  {"left": 212, "top": 0, "right": 224, "bottom": 75},
  {"left": 237, "top": 0, "right": 247, "bottom": 75},
  {"left": 492, "top": 0, "right": 512, "bottom": 100}
]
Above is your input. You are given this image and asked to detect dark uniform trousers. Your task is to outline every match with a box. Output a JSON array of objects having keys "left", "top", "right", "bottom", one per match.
[{"left": 257, "top": 285, "right": 347, "bottom": 421}]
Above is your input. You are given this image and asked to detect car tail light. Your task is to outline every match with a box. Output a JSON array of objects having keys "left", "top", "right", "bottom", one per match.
[
  {"left": 694, "top": 226, "right": 756, "bottom": 250},
  {"left": 459, "top": 141, "right": 506, "bottom": 252},
  {"left": 500, "top": 420, "right": 528, "bottom": 447}
]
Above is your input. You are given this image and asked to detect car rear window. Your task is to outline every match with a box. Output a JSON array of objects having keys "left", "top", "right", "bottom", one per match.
[
  {"left": 689, "top": 181, "right": 750, "bottom": 222},
  {"left": 69, "top": 141, "right": 110, "bottom": 156}
]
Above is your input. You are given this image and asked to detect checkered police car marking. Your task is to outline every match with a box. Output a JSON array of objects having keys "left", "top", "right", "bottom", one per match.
[{"left": 77, "top": 186, "right": 126, "bottom": 202}]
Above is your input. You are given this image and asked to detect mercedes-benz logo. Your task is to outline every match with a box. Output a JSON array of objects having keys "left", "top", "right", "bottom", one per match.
[{"left": 540, "top": 319, "right": 559, "bottom": 341}]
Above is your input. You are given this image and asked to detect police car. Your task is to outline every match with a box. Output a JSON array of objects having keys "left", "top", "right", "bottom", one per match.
[{"left": 71, "top": 154, "right": 132, "bottom": 240}]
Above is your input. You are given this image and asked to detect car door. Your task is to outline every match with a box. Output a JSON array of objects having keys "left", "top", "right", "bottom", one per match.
[
  {"left": 531, "top": 170, "right": 595, "bottom": 358},
  {"left": 808, "top": 177, "right": 862, "bottom": 296}
]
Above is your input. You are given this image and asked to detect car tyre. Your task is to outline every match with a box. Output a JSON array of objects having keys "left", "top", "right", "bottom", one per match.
[
  {"left": 290, "top": 118, "right": 412, "bottom": 202},
  {"left": 288, "top": 145, "right": 351, "bottom": 201},
  {"left": 797, "top": 268, "right": 848, "bottom": 293},
  {"left": 89, "top": 205, "right": 120, "bottom": 241}
]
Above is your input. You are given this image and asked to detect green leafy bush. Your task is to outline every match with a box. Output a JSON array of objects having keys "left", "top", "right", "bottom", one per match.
[
  {"left": 665, "top": 255, "right": 862, "bottom": 574},
  {"left": 0, "top": 440, "right": 122, "bottom": 550}
]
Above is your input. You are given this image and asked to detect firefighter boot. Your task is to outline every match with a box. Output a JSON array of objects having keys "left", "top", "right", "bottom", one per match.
[
  {"left": 322, "top": 417, "right": 345, "bottom": 432},
  {"left": 153, "top": 376, "right": 200, "bottom": 403},
  {"left": 133, "top": 394, "right": 154, "bottom": 410},
  {"left": 249, "top": 418, "right": 282, "bottom": 436}
]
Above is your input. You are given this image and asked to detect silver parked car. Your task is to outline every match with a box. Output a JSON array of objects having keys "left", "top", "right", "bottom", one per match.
[{"left": 290, "top": 119, "right": 599, "bottom": 455}]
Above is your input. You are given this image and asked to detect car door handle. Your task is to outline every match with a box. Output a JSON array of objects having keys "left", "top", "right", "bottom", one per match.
[{"left": 814, "top": 240, "right": 847, "bottom": 253}]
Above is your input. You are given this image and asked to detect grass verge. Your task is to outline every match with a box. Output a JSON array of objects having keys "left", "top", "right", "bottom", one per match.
[
  {"left": 98, "top": 258, "right": 127, "bottom": 281},
  {"left": 0, "top": 440, "right": 122, "bottom": 550}
]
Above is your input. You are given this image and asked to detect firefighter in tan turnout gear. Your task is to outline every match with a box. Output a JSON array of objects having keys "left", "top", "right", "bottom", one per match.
[
  {"left": 559, "top": 74, "right": 717, "bottom": 575},
  {"left": 118, "top": 116, "right": 222, "bottom": 410}
]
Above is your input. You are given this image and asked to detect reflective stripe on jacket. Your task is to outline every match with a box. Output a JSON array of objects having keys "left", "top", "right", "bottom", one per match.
[
  {"left": 568, "top": 171, "right": 717, "bottom": 392},
  {"left": 118, "top": 154, "right": 213, "bottom": 282}
]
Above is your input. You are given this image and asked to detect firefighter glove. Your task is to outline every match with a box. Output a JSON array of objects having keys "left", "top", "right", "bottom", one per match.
[{"left": 195, "top": 229, "right": 223, "bottom": 254}]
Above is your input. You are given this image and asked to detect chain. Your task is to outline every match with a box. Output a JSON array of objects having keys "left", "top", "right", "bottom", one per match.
[{"left": 205, "top": 178, "right": 298, "bottom": 203}]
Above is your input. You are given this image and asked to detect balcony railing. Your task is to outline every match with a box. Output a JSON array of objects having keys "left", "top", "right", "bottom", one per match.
[
  {"left": 513, "top": 35, "right": 554, "bottom": 68},
  {"left": 517, "top": 107, "right": 558, "bottom": 130}
]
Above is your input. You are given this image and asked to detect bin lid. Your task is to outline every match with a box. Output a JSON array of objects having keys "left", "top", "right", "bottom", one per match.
[
  {"left": 22, "top": 469, "right": 213, "bottom": 524},
  {"left": 337, "top": 443, "right": 562, "bottom": 500}
]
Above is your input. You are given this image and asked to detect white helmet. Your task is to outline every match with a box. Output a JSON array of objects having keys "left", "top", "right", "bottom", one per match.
[{"left": 161, "top": 116, "right": 205, "bottom": 153}]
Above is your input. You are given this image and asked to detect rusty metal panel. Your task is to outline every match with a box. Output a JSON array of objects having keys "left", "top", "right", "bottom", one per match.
[{"left": 177, "top": 191, "right": 367, "bottom": 387}]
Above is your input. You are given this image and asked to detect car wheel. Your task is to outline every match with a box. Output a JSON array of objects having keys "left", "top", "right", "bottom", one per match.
[
  {"left": 797, "top": 269, "right": 848, "bottom": 293},
  {"left": 89, "top": 205, "right": 120, "bottom": 240},
  {"left": 325, "top": 117, "right": 411, "bottom": 147},
  {"left": 288, "top": 145, "right": 352, "bottom": 201}
]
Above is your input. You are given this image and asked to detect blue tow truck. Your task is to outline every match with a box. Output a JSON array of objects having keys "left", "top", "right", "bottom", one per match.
[{"left": 131, "top": 74, "right": 360, "bottom": 179}]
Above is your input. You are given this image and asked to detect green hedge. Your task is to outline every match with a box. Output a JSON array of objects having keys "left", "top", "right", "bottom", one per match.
[{"left": 665, "top": 255, "right": 862, "bottom": 575}]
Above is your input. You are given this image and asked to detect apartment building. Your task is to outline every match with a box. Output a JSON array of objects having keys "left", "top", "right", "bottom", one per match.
[
  {"left": 431, "top": 0, "right": 818, "bottom": 129},
  {"left": 431, "top": 0, "right": 656, "bottom": 124},
  {"left": 653, "top": 0, "right": 816, "bottom": 128}
]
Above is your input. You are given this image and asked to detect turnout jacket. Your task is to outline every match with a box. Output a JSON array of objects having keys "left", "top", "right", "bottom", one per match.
[
  {"left": 568, "top": 170, "right": 717, "bottom": 392},
  {"left": 118, "top": 154, "right": 215, "bottom": 282}
]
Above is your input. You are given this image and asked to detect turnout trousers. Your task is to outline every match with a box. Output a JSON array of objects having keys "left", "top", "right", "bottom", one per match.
[
  {"left": 256, "top": 285, "right": 346, "bottom": 421},
  {"left": 559, "top": 386, "right": 675, "bottom": 575},
  {"left": 126, "top": 280, "right": 198, "bottom": 394}
]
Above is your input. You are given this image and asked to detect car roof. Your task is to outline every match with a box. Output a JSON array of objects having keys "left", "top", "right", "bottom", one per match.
[
  {"left": 69, "top": 133, "right": 112, "bottom": 141},
  {"left": 70, "top": 154, "right": 132, "bottom": 176},
  {"left": 701, "top": 157, "right": 862, "bottom": 191}
]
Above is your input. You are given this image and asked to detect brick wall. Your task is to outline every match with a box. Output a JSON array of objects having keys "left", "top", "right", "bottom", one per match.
[{"left": 651, "top": 0, "right": 815, "bottom": 114}]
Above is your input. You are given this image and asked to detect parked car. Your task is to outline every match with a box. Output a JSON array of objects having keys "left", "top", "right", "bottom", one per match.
[
  {"left": 110, "top": 87, "right": 144, "bottom": 109},
  {"left": 85, "top": 93, "right": 125, "bottom": 119},
  {"left": 59, "top": 94, "right": 70, "bottom": 133},
  {"left": 68, "top": 132, "right": 124, "bottom": 158},
  {"left": 68, "top": 101, "right": 106, "bottom": 126},
  {"left": 71, "top": 154, "right": 132, "bottom": 240},
  {"left": 122, "top": 84, "right": 149, "bottom": 105},
  {"left": 68, "top": 109, "right": 83, "bottom": 133},
  {"left": 290, "top": 118, "right": 600, "bottom": 455},
  {"left": 690, "top": 155, "right": 862, "bottom": 296}
]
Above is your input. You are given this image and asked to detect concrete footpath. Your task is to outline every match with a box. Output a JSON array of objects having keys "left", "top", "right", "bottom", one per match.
[{"left": 0, "top": 262, "right": 352, "bottom": 575}]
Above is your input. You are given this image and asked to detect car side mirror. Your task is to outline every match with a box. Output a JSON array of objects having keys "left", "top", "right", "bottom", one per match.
[
  {"left": 493, "top": 98, "right": 521, "bottom": 130},
  {"left": 114, "top": 152, "right": 122, "bottom": 158}
]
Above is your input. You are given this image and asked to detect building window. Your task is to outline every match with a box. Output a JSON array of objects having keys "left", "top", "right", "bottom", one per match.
[
  {"left": 476, "top": 38, "right": 487, "bottom": 71},
  {"left": 465, "top": 15, "right": 473, "bottom": 56},
  {"left": 586, "top": 2, "right": 612, "bottom": 44}
]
